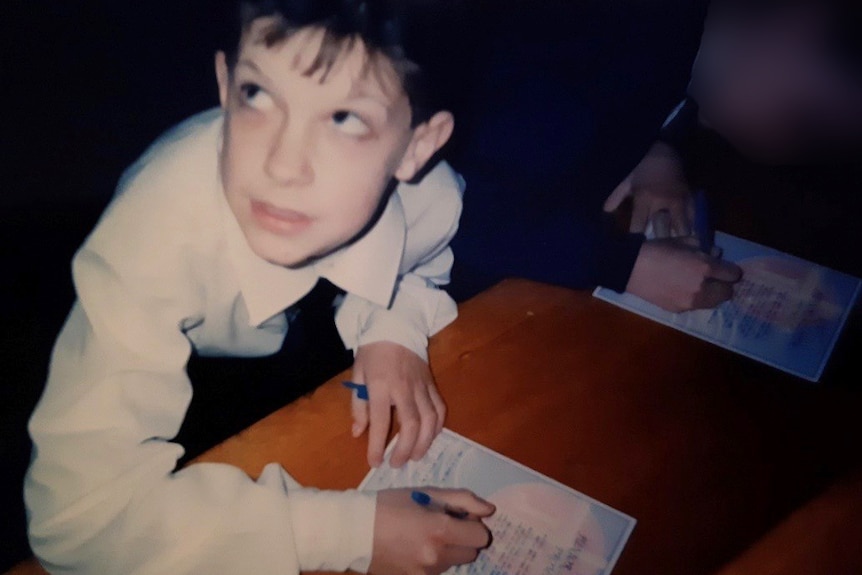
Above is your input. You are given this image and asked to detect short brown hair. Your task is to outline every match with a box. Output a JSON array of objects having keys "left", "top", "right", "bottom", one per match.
[{"left": 223, "top": 0, "right": 453, "bottom": 126}]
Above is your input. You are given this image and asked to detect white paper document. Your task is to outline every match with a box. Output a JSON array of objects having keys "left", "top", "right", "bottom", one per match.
[
  {"left": 594, "top": 232, "right": 860, "bottom": 382},
  {"left": 359, "top": 429, "right": 636, "bottom": 575}
]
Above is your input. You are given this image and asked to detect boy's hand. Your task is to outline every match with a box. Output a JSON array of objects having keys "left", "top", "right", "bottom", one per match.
[
  {"left": 351, "top": 342, "right": 446, "bottom": 468},
  {"left": 370, "top": 488, "right": 495, "bottom": 575},
  {"left": 605, "top": 141, "right": 693, "bottom": 236},
  {"left": 626, "top": 237, "right": 743, "bottom": 312}
]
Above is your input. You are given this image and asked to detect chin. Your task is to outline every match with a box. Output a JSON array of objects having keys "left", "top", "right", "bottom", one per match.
[
  {"left": 244, "top": 223, "right": 353, "bottom": 268},
  {"left": 253, "top": 239, "right": 346, "bottom": 269},
  {"left": 263, "top": 253, "right": 313, "bottom": 269},
  {"left": 244, "top": 235, "right": 312, "bottom": 268}
]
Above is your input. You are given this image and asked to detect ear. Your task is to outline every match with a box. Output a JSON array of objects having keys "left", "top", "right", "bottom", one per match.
[
  {"left": 215, "top": 51, "right": 230, "bottom": 109},
  {"left": 394, "top": 111, "right": 455, "bottom": 182}
]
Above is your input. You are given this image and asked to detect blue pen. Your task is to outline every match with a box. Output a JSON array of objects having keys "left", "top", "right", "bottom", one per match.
[
  {"left": 411, "top": 490, "right": 469, "bottom": 519},
  {"left": 342, "top": 381, "right": 368, "bottom": 400},
  {"left": 693, "top": 188, "right": 714, "bottom": 254}
]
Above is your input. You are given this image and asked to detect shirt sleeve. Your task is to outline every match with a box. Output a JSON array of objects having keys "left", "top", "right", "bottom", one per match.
[
  {"left": 24, "top": 196, "right": 376, "bottom": 575},
  {"left": 335, "top": 162, "right": 464, "bottom": 360}
]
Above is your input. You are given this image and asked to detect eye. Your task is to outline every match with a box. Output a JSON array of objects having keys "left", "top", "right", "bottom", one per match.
[
  {"left": 332, "top": 110, "right": 371, "bottom": 137},
  {"left": 238, "top": 82, "right": 274, "bottom": 110}
]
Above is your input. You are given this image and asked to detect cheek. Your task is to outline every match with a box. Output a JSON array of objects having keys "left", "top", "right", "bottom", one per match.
[
  {"left": 330, "top": 178, "right": 389, "bottom": 224},
  {"left": 220, "top": 120, "right": 261, "bottom": 190},
  {"left": 319, "top": 140, "right": 402, "bottom": 204},
  {"left": 219, "top": 122, "right": 241, "bottom": 179},
  {"left": 318, "top": 165, "right": 391, "bottom": 233}
]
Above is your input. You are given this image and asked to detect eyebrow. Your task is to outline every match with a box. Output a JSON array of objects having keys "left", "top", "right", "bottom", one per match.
[
  {"left": 347, "top": 81, "right": 396, "bottom": 110},
  {"left": 235, "top": 58, "right": 265, "bottom": 75},
  {"left": 347, "top": 61, "right": 406, "bottom": 108}
]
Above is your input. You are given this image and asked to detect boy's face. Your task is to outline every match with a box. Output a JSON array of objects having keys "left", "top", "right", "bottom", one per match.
[{"left": 216, "top": 20, "right": 442, "bottom": 267}]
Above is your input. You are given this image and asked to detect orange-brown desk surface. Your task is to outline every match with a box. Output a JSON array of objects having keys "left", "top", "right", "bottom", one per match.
[{"left": 9, "top": 279, "right": 862, "bottom": 575}]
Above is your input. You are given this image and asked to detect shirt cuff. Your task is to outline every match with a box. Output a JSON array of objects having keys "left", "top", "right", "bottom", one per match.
[
  {"left": 285, "top": 483, "right": 377, "bottom": 572},
  {"left": 353, "top": 310, "right": 431, "bottom": 361},
  {"left": 335, "top": 282, "right": 458, "bottom": 362}
]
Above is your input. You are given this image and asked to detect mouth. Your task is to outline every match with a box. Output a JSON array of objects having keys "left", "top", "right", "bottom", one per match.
[{"left": 250, "top": 200, "right": 313, "bottom": 235}]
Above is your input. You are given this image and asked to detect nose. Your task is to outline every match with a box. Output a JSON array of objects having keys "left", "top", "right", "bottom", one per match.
[{"left": 265, "top": 118, "right": 313, "bottom": 186}]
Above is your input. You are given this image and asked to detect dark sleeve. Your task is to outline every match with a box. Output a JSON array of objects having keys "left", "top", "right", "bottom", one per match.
[
  {"left": 574, "top": 95, "right": 701, "bottom": 294},
  {"left": 596, "top": 214, "right": 645, "bottom": 293},
  {"left": 449, "top": 177, "right": 645, "bottom": 301},
  {"left": 656, "top": 96, "right": 700, "bottom": 161}
]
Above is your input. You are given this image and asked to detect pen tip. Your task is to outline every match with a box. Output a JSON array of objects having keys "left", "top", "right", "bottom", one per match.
[{"left": 411, "top": 490, "right": 430, "bottom": 505}]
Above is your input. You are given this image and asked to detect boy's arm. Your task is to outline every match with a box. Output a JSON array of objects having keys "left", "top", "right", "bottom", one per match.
[
  {"left": 25, "top": 226, "right": 375, "bottom": 575},
  {"left": 336, "top": 162, "right": 464, "bottom": 360},
  {"left": 335, "top": 162, "right": 463, "bottom": 467},
  {"left": 26, "top": 245, "right": 492, "bottom": 575}
]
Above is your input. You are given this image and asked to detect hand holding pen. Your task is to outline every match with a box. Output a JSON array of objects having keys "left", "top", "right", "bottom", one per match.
[
  {"left": 627, "top": 189, "right": 742, "bottom": 312},
  {"left": 370, "top": 488, "right": 495, "bottom": 575},
  {"left": 410, "top": 490, "right": 470, "bottom": 519}
]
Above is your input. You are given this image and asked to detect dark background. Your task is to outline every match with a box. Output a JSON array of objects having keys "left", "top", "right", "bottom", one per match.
[
  {"left": 5, "top": 1, "right": 858, "bottom": 571},
  {"left": 3, "top": 2, "right": 235, "bottom": 568}
]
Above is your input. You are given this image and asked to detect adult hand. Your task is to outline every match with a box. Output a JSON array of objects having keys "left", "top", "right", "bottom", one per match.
[
  {"left": 605, "top": 141, "right": 693, "bottom": 236},
  {"left": 351, "top": 342, "right": 446, "bottom": 468},
  {"left": 626, "top": 237, "right": 743, "bottom": 312},
  {"left": 370, "top": 488, "right": 495, "bottom": 575}
]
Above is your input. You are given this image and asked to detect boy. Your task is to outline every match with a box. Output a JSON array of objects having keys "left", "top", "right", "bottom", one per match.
[{"left": 25, "top": 1, "right": 494, "bottom": 574}]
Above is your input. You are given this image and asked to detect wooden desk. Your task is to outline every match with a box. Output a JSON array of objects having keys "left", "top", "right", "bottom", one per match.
[
  {"left": 196, "top": 279, "right": 862, "bottom": 574},
  {"left": 8, "top": 279, "right": 862, "bottom": 575}
]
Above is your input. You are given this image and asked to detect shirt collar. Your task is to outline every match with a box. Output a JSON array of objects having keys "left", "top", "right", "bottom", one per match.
[{"left": 219, "top": 187, "right": 405, "bottom": 327}]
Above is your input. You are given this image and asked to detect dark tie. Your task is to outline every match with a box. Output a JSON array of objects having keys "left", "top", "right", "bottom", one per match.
[{"left": 176, "top": 278, "right": 354, "bottom": 464}]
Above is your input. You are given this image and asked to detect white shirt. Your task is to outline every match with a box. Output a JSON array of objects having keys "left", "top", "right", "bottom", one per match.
[{"left": 24, "top": 109, "right": 464, "bottom": 574}]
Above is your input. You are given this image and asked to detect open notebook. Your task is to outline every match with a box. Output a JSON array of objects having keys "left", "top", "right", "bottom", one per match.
[
  {"left": 360, "top": 428, "right": 636, "bottom": 575},
  {"left": 594, "top": 232, "right": 860, "bottom": 382}
]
